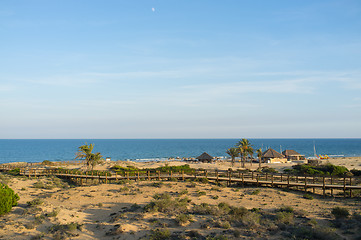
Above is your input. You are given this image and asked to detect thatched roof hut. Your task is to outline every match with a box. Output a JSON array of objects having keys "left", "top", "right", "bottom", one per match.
[
  {"left": 196, "top": 152, "right": 214, "bottom": 163},
  {"left": 262, "top": 148, "right": 286, "bottom": 163},
  {"left": 282, "top": 150, "right": 305, "bottom": 161}
]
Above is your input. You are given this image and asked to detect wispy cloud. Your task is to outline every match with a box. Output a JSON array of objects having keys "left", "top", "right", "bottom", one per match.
[{"left": 0, "top": 84, "right": 15, "bottom": 92}]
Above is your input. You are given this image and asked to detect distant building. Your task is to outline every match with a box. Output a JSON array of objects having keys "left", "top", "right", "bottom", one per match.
[
  {"left": 196, "top": 152, "right": 214, "bottom": 163},
  {"left": 262, "top": 148, "right": 287, "bottom": 163},
  {"left": 105, "top": 157, "right": 111, "bottom": 162},
  {"left": 282, "top": 150, "right": 305, "bottom": 161}
]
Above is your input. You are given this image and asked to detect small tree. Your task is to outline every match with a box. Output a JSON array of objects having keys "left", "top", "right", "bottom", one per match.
[
  {"left": 237, "top": 139, "right": 253, "bottom": 168},
  {"left": 75, "top": 143, "right": 103, "bottom": 170},
  {"left": 226, "top": 147, "right": 239, "bottom": 167},
  {"left": 256, "top": 148, "right": 263, "bottom": 169},
  {"left": 0, "top": 183, "right": 20, "bottom": 216}
]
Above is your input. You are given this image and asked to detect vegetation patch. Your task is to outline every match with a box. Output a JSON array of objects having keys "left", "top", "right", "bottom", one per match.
[
  {"left": 284, "top": 163, "right": 349, "bottom": 176},
  {"left": 0, "top": 183, "right": 19, "bottom": 216}
]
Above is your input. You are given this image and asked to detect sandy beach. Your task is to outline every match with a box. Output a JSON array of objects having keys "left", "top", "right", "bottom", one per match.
[{"left": 1, "top": 158, "right": 361, "bottom": 239}]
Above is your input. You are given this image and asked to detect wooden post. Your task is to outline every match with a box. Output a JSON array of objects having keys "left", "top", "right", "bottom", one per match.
[
  {"left": 81, "top": 177, "right": 83, "bottom": 186},
  {"left": 257, "top": 174, "right": 259, "bottom": 186},
  {"left": 205, "top": 170, "right": 208, "bottom": 178},
  {"left": 349, "top": 177, "right": 352, "bottom": 198},
  {"left": 296, "top": 175, "right": 299, "bottom": 190},
  {"left": 137, "top": 171, "right": 140, "bottom": 181},
  {"left": 170, "top": 171, "right": 173, "bottom": 180},
  {"left": 343, "top": 177, "right": 346, "bottom": 197},
  {"left": 330, "top": 176, "right": 333, "bottom": 196},
  {"left": 313, "top": 176, "right": 315, "bottom": 193},
  {"left": 216, "top": 170, "right": 219, "bottom": 183},
  {"left": 105, "top": 173, "right": 108, "bottom": 184},
  {"left": 228, "top": 169, "right": 232, "bottom": 186},
  {"left": 252, "top": 171, "right": 254, "bottom": 180},
  {"left": 182, "top": 170, "right": 184, "bottom": 181},
  {"left": 265, "top": 173, "right": 268, "bottom": 182},
  {"left": 116, "top": 172, "right": 118, "bottom": 182},
  {"left": 158, "top": 171, "right": 160, "bottom": 181},
  {"left": 323, "top": 176, "right": 326, "bottom": 197},
  {"left": 280, "top": 173, "right": 283, "bottom": 182},
  {"left": 147, "top": 171, "right": 150, "bottom": 181},
  {"left": 98, "top": 173, "right": 101, "bottom": 184},
  {"left": 304, "top": 176, "right": 307, "bottom": 192},
  {"left": 287, "top": 175, "right": 290, "bottom": 189},
  {"left": 242, "top": 172, "right": 244, "bottom": 187},
  {"left": 127, "top": 172, "right": 130, "bottom": 181}
]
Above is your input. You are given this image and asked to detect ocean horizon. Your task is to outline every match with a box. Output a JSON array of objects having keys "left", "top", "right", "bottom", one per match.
[{"left": 0, "top": 138, "right": 360, "bottom": 164}]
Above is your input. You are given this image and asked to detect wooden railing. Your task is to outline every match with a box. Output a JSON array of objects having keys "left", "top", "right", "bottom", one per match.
[{"left": 1, "top": 165, "right": 360, "bottom": 198}]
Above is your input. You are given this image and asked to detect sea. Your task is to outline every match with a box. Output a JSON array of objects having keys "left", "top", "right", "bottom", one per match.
[{"left": 0, "top": 139, "right": 360, "bottom": 165}]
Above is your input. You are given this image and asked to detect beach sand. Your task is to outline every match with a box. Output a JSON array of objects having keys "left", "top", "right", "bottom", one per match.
[{"left": 1, "top": 158, "right": 361, "bottom": 239}]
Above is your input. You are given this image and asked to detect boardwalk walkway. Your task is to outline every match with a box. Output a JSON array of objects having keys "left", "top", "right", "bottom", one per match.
[{"left": 1, "top": 164, "right": 360, "bottom": 198}]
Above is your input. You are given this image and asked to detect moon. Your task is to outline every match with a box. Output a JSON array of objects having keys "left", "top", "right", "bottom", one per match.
[{"left": 152, "top": 7, "right": 155, "bottom": 12}]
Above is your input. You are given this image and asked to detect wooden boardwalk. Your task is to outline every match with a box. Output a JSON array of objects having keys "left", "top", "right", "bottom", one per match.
[{"left": 1, "top": 164, "right": 361, "bottom": 198}]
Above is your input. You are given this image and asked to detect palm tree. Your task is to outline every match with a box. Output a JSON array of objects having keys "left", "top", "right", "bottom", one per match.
[
  {"left": 256, "top": 148, "right": 263, "bottom": 169},
  {"left": 226, "top": 147, "right": 239, "bottom": 167},
  {"left": 89, "top": 152, "right": 103, "bottom": 171},
  {"left": 237, "top": 138, "right": 253, "bottom": 168},
  {"left": 75, "top": 143, "right": 103, "bottom": 170},
  {"left": 248, "top": 147, "right": 254, "bottom": 166}
]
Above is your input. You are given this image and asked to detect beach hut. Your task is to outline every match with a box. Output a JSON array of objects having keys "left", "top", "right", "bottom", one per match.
[
  {"left": 262, "top": 148, "right": 287, "bottom": 163},
  {"left": 282, "top": 150, "right": 305, "bottom": 161},
  {"left": 196, "top": 152, "right": 214, "bottom": 163}
]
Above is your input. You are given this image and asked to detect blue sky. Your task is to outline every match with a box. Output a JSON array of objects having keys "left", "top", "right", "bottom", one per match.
[{"left": 1, "top": 0, "right": 361, "bottom": 138}]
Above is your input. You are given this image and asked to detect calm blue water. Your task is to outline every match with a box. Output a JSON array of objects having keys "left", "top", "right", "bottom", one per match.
[{"left": 0, "top": 139, "right": 360, "bottom": 164}]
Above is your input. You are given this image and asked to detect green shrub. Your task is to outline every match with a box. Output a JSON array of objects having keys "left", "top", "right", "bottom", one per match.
[
  {"left": 196, "top": 177, "right": 209, "bottom": 184},
  {"left": 350, "top": 169, "right": 361, "bottom": 176},
  {"left": 42, "top": 160, "right": 54, "bottom": 166},
  {"left": 303, "top": 194, "right": 314, "bottom": 200},
  {"left": 276, "top": 211, "right": 294, "bottom": 225},
  {"left": 260, "top": 166, "right": 278, "bottom": 173},
  {"left": 176, "top": 214, "right": 193, "bottom": 225},
  {"left": 251, "top": 189, "right": 260, "bottom": 195},
  {"left": 0, "top": 183, "right": 20, "bottom": 216},
  {"left": 149, "top": 228, "right": 171, "bottom": 240},
  {"left": 197, "top": 191, "right": 206, "bottom": 197},
  {"left": 27, "top": 198, "right": 43, "bottom": 207},
  {"left": 278, "top": 206, "right": 294, "bottom": 213},
  {"left": 288, "top": 164, "right": 349, "bottom": 176},
  {"left": 331, "top": 207, "right": 350, "bottom": 219},
  {"left": 144, "top": 196, "right": 189, "bottom": 214},
  {"left": 151, "top": 182, "right": 164, "bottom": 188},
  {"left": 47, "top": 208, "right": 60, "bottom": 217},
  {"left": 7, "top": 168, "right": 21, "bottom": 176}
]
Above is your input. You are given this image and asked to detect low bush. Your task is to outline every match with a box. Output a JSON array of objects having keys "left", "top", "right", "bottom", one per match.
[
  {"left": 148, "top": 228, "right": 171, "bottom": 240},
  {"left": 250, "top": 189, "right": 260, "bottom": 195},
  {"left": 27, "top": 198, "right": 43, "bottom": 207},
  {"left": 0, "top": 183, "right": 20, "bottom": 216},
  {"left": 144, "top": 195, "right": 189, "bottom": 214},
  {"left": 196, "top": 177, "right": 209, "bottom": 184},
  {"left": 331, "top": 207, "right": 350, "bottom": 219},
  {"left": 303, "top": 194, "right": 314, "bottom": 200},
  {"left": 286, "top": 163, "right": 349, "bottom": 176},
  {"left": 41, "top": 160, "right": 54, "bottom": 166},
  {"left": 7, "top": 168, "right": 21, "bottom": 176},
  {"left": 176, "top": 213, "right": 193, "bottom": 225},
  {"left": 276, "top": 211, "right": 294, "bottom": 225}
]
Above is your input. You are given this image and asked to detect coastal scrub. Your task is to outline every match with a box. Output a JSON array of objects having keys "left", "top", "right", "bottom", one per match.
[{"left": 0, "top": 183, "right": 19, "bottom": 216}]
